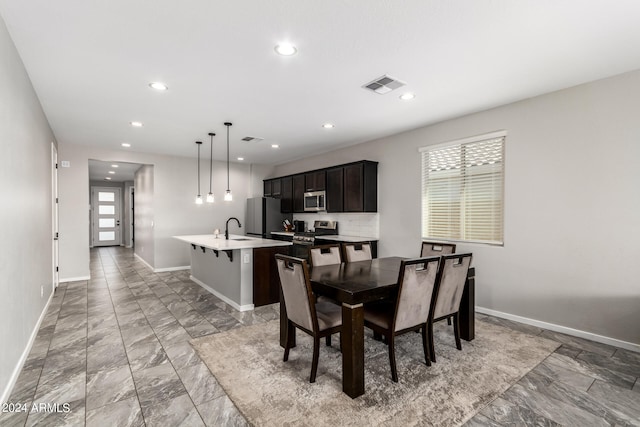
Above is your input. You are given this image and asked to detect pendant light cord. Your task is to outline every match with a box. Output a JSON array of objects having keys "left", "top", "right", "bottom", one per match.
[
  {"left": 208, "top": 133, "right": 214, "bottom": 192},
  {"left": 196, "top": 141, "right": 202, "bottom": 195},
  {"left": 224, "top": 122, "right": 232, "bottom": 191}
]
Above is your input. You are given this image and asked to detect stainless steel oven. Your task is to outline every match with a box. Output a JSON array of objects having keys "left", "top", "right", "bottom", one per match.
[
  {"left": 304, "top": 191, "right": 326, "bottom": 212},
  {"left": 291, "top": 220, "right": 338, "bottom": 260}
]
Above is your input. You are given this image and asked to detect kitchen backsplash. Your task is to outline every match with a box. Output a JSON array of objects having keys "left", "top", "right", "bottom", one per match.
[{"left": 293, "top": 213, "right": 379, "bottom": 238}]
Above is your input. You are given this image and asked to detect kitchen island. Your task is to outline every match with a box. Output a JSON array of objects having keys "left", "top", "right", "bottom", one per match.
[{"left": 173, "top": 234, "right": 291, "bottom": 311}]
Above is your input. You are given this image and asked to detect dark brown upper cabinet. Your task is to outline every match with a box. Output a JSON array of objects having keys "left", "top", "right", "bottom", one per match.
[
  {"left": 344, "top": 161, "right": 377, "bottom": 212},
  {"left": 326, "top": 167, "right": 344, "bottom": 212},
  {"left": 292, "top": 174, "right": 305, "bottom": 213},
  {"left": 304, "top": 170, "right": 326, "bottom": 192},
  {"left": 280, "top": 176, "right": 293, "bottom": 213},
  {"left": 263, "top": 160, "right": 377, "bottom": 213},
  {"left": 263, "top": 180, "right": 273, "bottom": 197}
]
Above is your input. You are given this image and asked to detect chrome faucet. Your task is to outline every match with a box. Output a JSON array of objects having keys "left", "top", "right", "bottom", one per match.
[{"left": 225, "top": 217, "right": 242, "bottom": 240}]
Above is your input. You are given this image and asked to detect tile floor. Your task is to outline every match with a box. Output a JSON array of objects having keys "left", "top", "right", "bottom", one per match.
[{"left": 1, "top": 247, "right": 639, "bottom": 426}]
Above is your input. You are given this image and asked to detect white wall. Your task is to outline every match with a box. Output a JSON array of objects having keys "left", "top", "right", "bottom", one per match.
[
  {"left": 0, "top": 16, "right": 56, "bottom": 401},
  {"left": 134, "top": 165, "right": 155, "bottom": 267},
  {"left": 273, "top": 70, "right": 640, "bottom": 347},
  {"left": 57, "top": 143, "right": 259, "bottom": 276}
]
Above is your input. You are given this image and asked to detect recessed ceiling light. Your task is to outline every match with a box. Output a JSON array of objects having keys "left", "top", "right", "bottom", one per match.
[
  {"left": 149, "top": 82, "right": 168, "bottom": 91},
  {"left": 322, "top": 123, "right": 335, "bottom": 129},
  {"left": 111, "top": 164, "right": 119, "bottom": 168},
  {"left": 108, "top": 171, "right": 115, "bottom": 174},
  {"left": 105, "top": 177, "right": 112, "bottom": 180},
  {"left": 121, "top": 143, "right": 131, "bottom": 147},
  {"left": 274, "top": 43, "right": 297, "bottom": 56},
  {"left": 271, "top": 144, "right": 280, "bottom": 149},
  {"left": 237, "top": 157, "right": 244, "bottom": 161},
  {"left": 399, "top": 92, "right": 416, "bottom": 100},
  {"left": 130, "top": 121, "right": 143, "bottom": 127}
]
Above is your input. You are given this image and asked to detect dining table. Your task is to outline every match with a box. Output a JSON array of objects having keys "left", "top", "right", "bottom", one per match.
[{"left": 279, "top": 256, "right": 476, "bottom": 399}]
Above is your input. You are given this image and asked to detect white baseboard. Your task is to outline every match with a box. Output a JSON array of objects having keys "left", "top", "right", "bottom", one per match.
[
  {"left": 59, "top": 275, "right": 91, "bottom": 283},
  {"left": 190, "top": 275, "right": 254, "bottom": 312},
  {"left": 477, "top": 306, "right": 640, "bottom": 353},
  {"left": 133, "top": 253, "right": 189, "bottom": 273},
  {"left": 1, "top": 290, "right": 54, "bottom": 404},
  {"left": 154, "top": 265, "right": 190, "bottom": 273}
]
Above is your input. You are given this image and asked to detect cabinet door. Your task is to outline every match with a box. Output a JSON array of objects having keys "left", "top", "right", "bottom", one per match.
[
  {"left": 292, "top": 174, "right": 305, "bottom": 212},
  {"left": 305, "top": 170, "right": 326, "bottom": 191},
  {"left": 263, "top": 180, "right": 272, "bottom": 197},
  {"left": 326, "top": 167, "right": 344, "bottom": 212},
  {"left": 344, "top": 163, "right": 364, "bottom": 212},
  {"left": 272, "top": 179, "right": 282, "bottom": 198},
  {"left": 280, "top": 176, "right": 293, "bottom": 213}
]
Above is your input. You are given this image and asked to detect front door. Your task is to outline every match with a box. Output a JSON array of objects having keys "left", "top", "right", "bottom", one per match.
[{"left": 91, "top": 187, "right": 122, "bottom": 246}]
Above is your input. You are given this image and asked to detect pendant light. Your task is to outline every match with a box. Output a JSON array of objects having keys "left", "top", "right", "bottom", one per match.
[
  {"left": 206, "top": 132, "right": 215, "bottom": 203},
  {"left": 195, "top": 141, "right": 203, "bottom": 204},
  {"left": 224, "top": 122, "right": 233, "bottom": 201}
]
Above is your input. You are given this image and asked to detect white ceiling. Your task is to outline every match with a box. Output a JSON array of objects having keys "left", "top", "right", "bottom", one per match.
[
  {"left": 2, "top": 1, "right": 640, "bottom": 165},
  {"left": 88, "top": 160, "right": 141, "bottom": 182}
]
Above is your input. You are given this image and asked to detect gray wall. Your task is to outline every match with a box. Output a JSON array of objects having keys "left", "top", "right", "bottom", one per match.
[
  {"left": 0, "top": 16, "right": 56, "bottom": 400},
  {"left": 57, "top": 143, "right": 259, "bottom": 277},
  {"left": 272, "top": 70, "right": 640, "bottom": 347}
]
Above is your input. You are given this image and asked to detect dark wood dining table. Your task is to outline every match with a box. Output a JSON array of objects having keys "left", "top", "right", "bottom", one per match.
[{"left": 279, "top": 256, "right": 476, "bottom": 399}]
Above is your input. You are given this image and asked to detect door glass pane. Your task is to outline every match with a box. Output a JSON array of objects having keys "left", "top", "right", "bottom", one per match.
[
  {"left": 99, "top": 231, "right": 115, "bottom": 241},
  {"left": 99, "top": 218, "right": 115, "bottom": 228},
  {"left": 98, "top": 192, "right": 115, "bottom": 202},
  {"left": 99, "top": 205, "right": 115, "bottom": 215}
]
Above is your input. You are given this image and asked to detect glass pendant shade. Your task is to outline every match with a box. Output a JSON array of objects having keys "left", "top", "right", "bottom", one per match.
[
  {"left": 224, "top": 190, "right": 233, "bottom": 201},
  {"left": 206, "top": 193, "right": 214, "bottom": 203},
  {"left": 195, "top": 195, "right": 203, "bottom": 204}
]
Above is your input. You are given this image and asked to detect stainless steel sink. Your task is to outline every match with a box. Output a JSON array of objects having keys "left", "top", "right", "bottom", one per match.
[{"left": 230, "top": 238, "right": 252, "bottom": 241}]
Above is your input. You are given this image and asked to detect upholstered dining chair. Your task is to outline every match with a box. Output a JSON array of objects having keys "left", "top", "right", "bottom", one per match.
[
  {"left": 342, "top": 242, "right": 372, "bottom": 262},
  {"left": 420, "top": 241, "right": 457, "bottom": 257},
  {"left": 275, "top": 254, "right": 343, "bottom": 383},
  {"left": 363, "top": 256, "right": 441, "bottom": 382},
  {"left": 428, "top": 253, "right": 472, "bottom": 363},
  {"left": 308, "top": 244, "right": 342, "bottom": 267}
]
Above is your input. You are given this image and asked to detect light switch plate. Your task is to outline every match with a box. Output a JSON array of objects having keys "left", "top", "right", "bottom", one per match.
[
  {"left": 243, "top": 253, "right": 250, "bottom": 263},
  {"left": 61, "top": 160, "right": 70, "bottom": 167}
]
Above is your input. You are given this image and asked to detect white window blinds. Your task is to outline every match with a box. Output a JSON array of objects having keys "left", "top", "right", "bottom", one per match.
[{"left": 420, "top": 132, "right": 505, "bottom": 245}]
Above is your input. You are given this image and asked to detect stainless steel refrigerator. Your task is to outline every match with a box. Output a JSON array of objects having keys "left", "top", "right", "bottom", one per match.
[{"left": 245, "top": 197, "right": 292, "bottom": 238}]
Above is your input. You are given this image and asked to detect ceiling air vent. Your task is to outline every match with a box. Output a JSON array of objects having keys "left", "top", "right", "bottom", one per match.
[
  {"left": 362, "top": 75, "right": 406, "bottom": 94},
  {"left": 241, "top": 136, "right": 264, "bottom": 142}
]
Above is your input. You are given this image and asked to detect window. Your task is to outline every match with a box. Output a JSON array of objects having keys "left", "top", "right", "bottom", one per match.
[{"left": 420, "top": 131, "right": 505, "bottom": 245}]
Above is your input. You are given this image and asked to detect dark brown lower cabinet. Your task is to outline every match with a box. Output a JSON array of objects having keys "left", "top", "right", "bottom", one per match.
[{"left": 252, "top": 246, "right": 290, "bottom": 306}]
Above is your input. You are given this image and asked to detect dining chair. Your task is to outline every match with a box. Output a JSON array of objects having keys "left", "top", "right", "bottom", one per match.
[
  {"left": 420, "top": 241, "right": 457, "bottom": 257},
  {"left": 363, "top": 256, "right": 441, "bottom": 382},
  {"left": 342, "top": 242, "right": 372, "bottom": 262},
  {"left": 275, "top": 254, "right": 343, "bottom": 383},
  {"left": 428, "top": 253, "right": 472, "bottom": 363},
  {"left": 308, "top": 244, "right": 342, "bottom": 267}
]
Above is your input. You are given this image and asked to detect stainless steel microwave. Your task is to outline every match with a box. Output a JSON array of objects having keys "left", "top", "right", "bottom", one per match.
[{"left": 304, "top": 191, "right": 326, "bottom": 212}]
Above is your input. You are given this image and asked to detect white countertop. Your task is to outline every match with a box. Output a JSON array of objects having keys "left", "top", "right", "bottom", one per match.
[
  {"left": 270, "top": 231, "right": 295, "bottom": 237},
  {"left": 315, "top": 235, "right": 378, "bottom": 242},
  {"left": 173, "top": 234, "right": 292, "bottom": 250}
]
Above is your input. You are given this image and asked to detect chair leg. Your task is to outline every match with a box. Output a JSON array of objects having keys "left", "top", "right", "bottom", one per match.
[
  {"left": 447, "top": 317, "right": 452, "bottom": 326},
  {"left": 283, "top": 321, "right": 292, "bottom": 362},
  {"left": 326, "top": 335, "right": 331, "bottom": 347},
  {"left": 421, "top": 326, "right": 431, "bottom": 367},
  {"left": 453, "top": 313, "right": 462, "bottom": 351},
  {"left": 373, "top": 331, "right": 382, "bottom": 341},
  {"left": 310, "top": 336, "right": 320, "bottom": 383},
  {"left": 428, "top": 320, "right": 436, "bottom": 363},
  {"left": 388, "top": 334, "right": 398, "bottom": 382}
]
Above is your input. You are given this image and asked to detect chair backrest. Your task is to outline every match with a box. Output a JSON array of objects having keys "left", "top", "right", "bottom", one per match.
[
  {"left": 275, "top": 255, "right": 316, "bottom": 332},
  {"left": 432, "top": 253, "right": 472, "bottom": 320},
  {"left": 393, "top": 257, "right": 441, "bottom": 332},
  {"left": 309, "top": 244, "right": 342, "bottom": 267},
  {"left": 420, "top": 241, "right": 456, "bottom": 257},
  {"left": 342, "top": 242, "right": 372, "bottom": 262}
]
